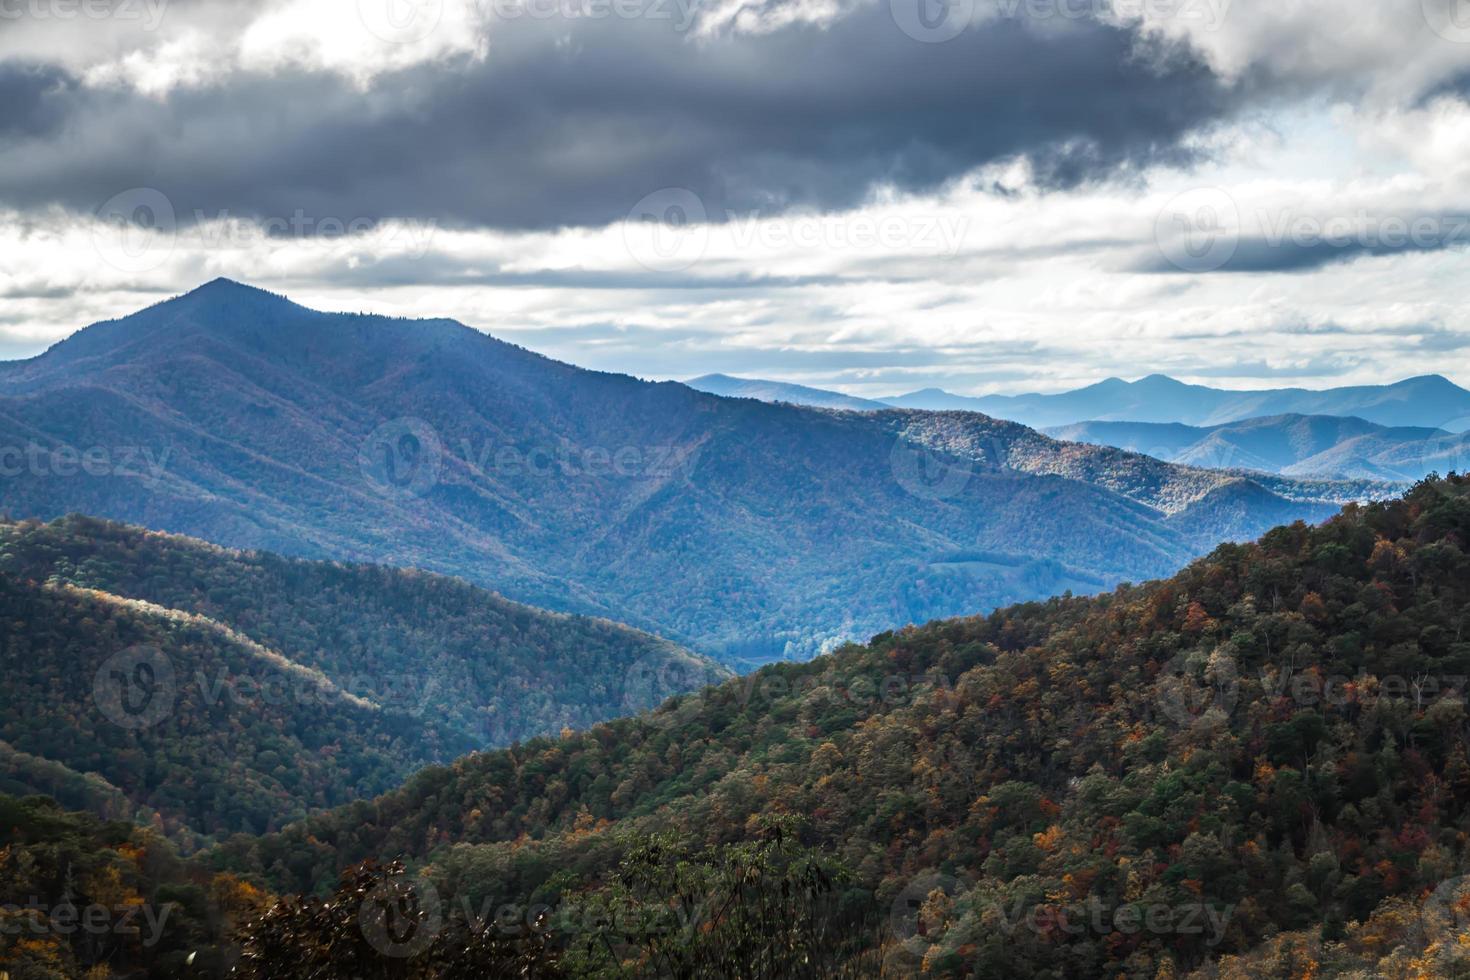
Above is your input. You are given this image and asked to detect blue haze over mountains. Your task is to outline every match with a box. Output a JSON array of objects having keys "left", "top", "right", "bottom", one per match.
[
  {"left": 687, "top": 373, "right": 1470, "bottom": 481},
  {"left": 0, "top": 280, "right": 1400, "bottom": 666},
  {"left": 689, "top": 372, "right": 1470, "bottom": 432},
  {"left": 883, "top": 373, "right": 1470, "bottom": 431}
]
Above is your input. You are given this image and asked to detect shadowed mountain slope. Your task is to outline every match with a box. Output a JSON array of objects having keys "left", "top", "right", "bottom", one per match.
[{"left": 0, "top": 280, "right": 1385, "bottom": 663}]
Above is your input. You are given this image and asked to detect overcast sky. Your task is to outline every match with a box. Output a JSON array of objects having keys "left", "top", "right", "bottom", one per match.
[{"left": 3, "top": 0, "right": 1470, "bottom": 396}]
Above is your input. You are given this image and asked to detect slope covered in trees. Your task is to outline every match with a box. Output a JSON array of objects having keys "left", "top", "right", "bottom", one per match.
[
  {"left": 0, "top": 515, "right": 724, "bottom": 844},
  {"left": 0, "top": 794, "right": 252, "bottom": 978},
  {"left": 0, "top": 514, "right": 725, "bottom": 746},
  {"left": 212, "top": 476, "right": 1470, "bottom": 977},
  {"left": 0, "top": 568, "right": 480, "bottom": 843},
  {"left": 0, "top": 279, "right": 1383, "bottom": 663}
]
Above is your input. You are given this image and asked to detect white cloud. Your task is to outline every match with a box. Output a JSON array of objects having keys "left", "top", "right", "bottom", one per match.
[
  {"left": 5, "top": 99, "right": 1470, "bottom": 397},
  {"left": 7, "top": 0, "right": 1470, "bottom": 396},
  {"left": 1126, "top": 0, "right": 1470, "bottom": 104}
]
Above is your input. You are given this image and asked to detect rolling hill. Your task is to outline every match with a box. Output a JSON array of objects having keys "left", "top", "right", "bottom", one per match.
[
  {"left": 0, "top": 514, "right": 724, "bottom": 843},
  {"left": 8, "top": 480, "right": 1470, "bottom": 977},
  {"left": 203, "top": 475, "right": 1470, "bottom": 977},
  {"left": 0, "top": 279, "right": 1386, "bottom": 664},
  {"left": 1049, "top": 413, "right": 1470, "bottom": 481}
]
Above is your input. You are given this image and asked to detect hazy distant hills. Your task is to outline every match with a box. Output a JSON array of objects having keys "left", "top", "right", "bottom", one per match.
[
  {"left": 0, "top": 280, "right": 1386, "bottom": 663},
  {"left": 0, "top": 513, "right": 721, "bottom": 841},
  {"left": 879, "top": 409, "right": 1381, "bottom": 514},
  {"left": 684, "top": 374, "right": 1470, "bottom": 480},
  {"left": 1048, "top": 414, "right": 1470, "bottom": 481},
  {"left": 694, "top": 372, "right": 1470, "bottom": 432},
  {"left": 685, "top": 373, "right": 889, "bottom": 411},
  {"left": 887, "top": 373, "right": 1470, "bottom": 430}
]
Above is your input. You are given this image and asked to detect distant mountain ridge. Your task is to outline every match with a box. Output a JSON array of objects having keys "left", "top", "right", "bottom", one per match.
[
  {"left": 883, "top": 373, "right": 1470, "bottom": 430},
  {"left": 677, "top": 371, "right": 1470, "bottom": 433},
  {"left": 684, "top": 374, "right": 889, "bottom": 411},
  {"left": 676, "top": 372, "right": 1470, "bottom": 479},
  {"left": 1048, "top": 414, "right": 1470, "bottom": 481},
  {"left": 0, "top": 279, "right": 1388, "bottom": 663}
]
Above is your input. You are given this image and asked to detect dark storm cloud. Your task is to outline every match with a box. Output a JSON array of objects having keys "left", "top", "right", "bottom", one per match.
[
  {"left": 1219, "top": 234, "right": 1470, "bottom": 273},
  {"left": 0, "top": 63, "right": 75, "bottom": 137},
  {"left": 0, "top": 280, "right": 78, "bottom": 300},
  {"left": 0, "top": 8, "right": 1236, "bottom": 230},
  {"left": 1138, "top": 216, "right": 1470, "bottom": 275}
]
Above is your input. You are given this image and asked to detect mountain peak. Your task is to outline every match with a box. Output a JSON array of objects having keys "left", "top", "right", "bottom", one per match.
[
  {"left": 1133, "top": 374, "right": 1188, "bottom": 388},
  {"left": 195, "top": 276, "right": 252, "bottom": 292},
  {"left": 26, "top": 278, "right": 319, "bottom": 372},
  {"left": 176, "top": 277, "right": 299, "bottom": 308},
  {"left": 1395, "top": 374, "right": 1462, "bottom": 392}
]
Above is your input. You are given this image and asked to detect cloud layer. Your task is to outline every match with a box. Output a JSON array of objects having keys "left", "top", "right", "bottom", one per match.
[
  {"left": 0, "top": 5, "right": 1237, "bottom": 229},
  {"left": 4, "top": 0, "right": 1470, "bottom": 397}
]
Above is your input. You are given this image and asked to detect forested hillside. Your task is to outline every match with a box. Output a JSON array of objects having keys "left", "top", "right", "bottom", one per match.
[
  {"left": 0, "top": 795, "right": 251, "bottom": 978},
  {"left": 0, "top": 570, "right": 466, "bottom": 843},
  {"left": 6, "top": 477, "right": 1469, "bottom": 977},
  {"left": 206, "top": 476, "right": 1470, "bottom": 977},
  {"left": 0, "top": 515, "right": 724, "bottom": 844},
  {"left": 0, "top": 514, "right": 724, "bottom": 745},
  {"left": 883, "top": 410, "right": 1390, "bottom": 519},
  {"left": 0, "top": 279, "right": 1382, "bottom": 663}
]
